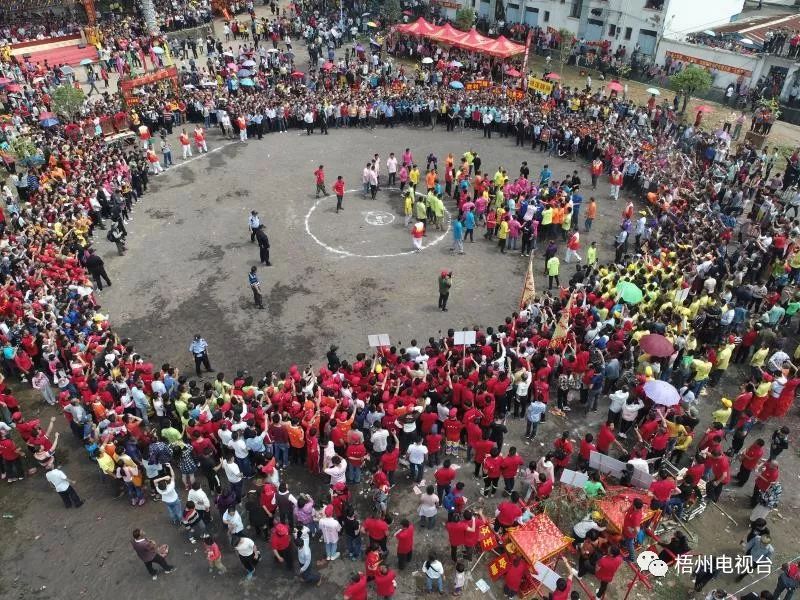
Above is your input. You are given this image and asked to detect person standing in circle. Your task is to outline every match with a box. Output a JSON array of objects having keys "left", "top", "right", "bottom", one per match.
[
  {"left": 333, "top": 175, "right": 345, "bottom": 213},
  {"left": 249, "top": 266, "right": 264, "bottom": 309},
  {"left": 189, "top": 334, "right": 212, "bottom": 377},
  {"left": 255, "top": 224, "right": 271, "bottom": 266},
  {"left": 314, "top": 165, "right": 327, "bottom": 198},
  {"left": 438, "top": 271, "right": 452, "bottom": 312}
]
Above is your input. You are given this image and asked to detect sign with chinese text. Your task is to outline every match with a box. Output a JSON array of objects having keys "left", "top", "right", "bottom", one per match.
[
  {"left": 528, "top": 77, "right": 554, "bottom": 96},
  {"left": 665, "top": 51, "right": 752, "bottom": 77},
  {"left": 488, "top": 553, "right": 511, "bottom": 581}
]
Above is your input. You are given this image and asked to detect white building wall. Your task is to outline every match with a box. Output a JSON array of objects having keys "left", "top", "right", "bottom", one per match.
[{"left": 655, "top": 38, "right": 761, "bottom": 88}]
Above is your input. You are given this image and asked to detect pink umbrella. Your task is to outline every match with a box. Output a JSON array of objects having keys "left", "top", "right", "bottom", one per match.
[
  {"left": 544, "top": 72, "right": 560, "bottom": 80},
  {"left": 505, "top": 68, "right": 522, "bottom": 78},
  {"left": 227, "top": 63, "right": 238, "bottom": 71},
  {"left": 322, "top": 62, "right": 335, "bottom": 71},
  {"left": 607, "top": 81, "right": 623, "bottom": 92}
]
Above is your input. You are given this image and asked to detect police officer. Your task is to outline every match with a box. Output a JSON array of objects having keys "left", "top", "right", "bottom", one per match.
[
  {"left": 249, "top": 266, "right": 264, "bottom": 309},
  {"left": 254, "top": 224, "right": 271, "bottom": 266},
  {"left": 248, "top": 210, "right": 260, "bottom": 242},
  {"left": 189, "top": 334, "right": 212, "bottom": 377}
]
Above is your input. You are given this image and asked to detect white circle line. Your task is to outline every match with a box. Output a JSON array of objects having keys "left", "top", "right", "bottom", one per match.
[{"left": 304, "top": 187, "right": 452, "bottom": 259}]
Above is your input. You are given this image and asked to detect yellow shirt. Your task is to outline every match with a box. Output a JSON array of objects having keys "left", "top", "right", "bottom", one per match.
[
  {"left": 715, "top": 345, "right": 734, "bottom": 371},
  {"left": 547, "top": 256, "right": 560, "bottom": 276},
  {"left": 691, "top": 359, "right": 712, "bottom": 380},
  {"left": 498, "top": 221, "right": 509, "bottom": 240},
  {"left": 587, "top": 246, "right": 597, "bottom": 265},
  {"left": 541, "top": 208, "right": 553, "bottom": 225},
  {"left": 750, "top": 347, "right": 769, "bottom": 367}
]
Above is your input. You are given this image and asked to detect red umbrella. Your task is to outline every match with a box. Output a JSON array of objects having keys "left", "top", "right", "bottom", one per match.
[
  {"left": 5, "top": 84, "right": 21, "bottom": 93},
  {"left": 505, "top": 68, "right": 522, "bottom": 78},
  {"left": 544, "top": 72, "right": 560, "bottom": 80},
  {"left": 322, "top": 62, "right": 335, "bottom": 71},
  {"left": 607, "top": 81, "right": 623, "bottom": 92},
  {"left": 639, "top": 333, "right": 675, "bottom": 357},
  {"left": 291, "top": 71, "right": 304, "bottom": 78},
  {"left": 38, "top": 111, "right": 56, "bottom": 121},
  {"left": 696, "top": 105, "right": 714, "bottom": 113}
]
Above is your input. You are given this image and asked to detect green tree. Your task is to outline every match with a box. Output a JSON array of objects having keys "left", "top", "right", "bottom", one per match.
[
  {"left": 9, "top": 136, "right": 41, "bottom": 165},
  {"left": 51, "top": 84, "right": 86, "bottom": 119},
  {"left": 383, "top": 0, "right": 401, "bottom": 25},
  {"left": 669, "top": 65, "right": 712, "bottom": 112},
  {"left": 454, "top": 7, "right": 476, "bottom": 31}
]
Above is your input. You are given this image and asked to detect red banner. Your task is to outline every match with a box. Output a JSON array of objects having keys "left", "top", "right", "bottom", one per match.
[
  {"left": 119, "top": 66, "right": 179, "bottom": 106},
  {"left": 465, "top": 79, "right": 491, "bottom": 92},
  {"left": 478, "top": 524, "right": 499, "bottom": 552},
  {"left": 665, "top": 51, "right": 752, "bottom": 77},
  {"left": 431, "top": 0, "right": 461, "bottom": 8},
  {"left": 488, "top": 553, "right": 511, "bottom": 581}
]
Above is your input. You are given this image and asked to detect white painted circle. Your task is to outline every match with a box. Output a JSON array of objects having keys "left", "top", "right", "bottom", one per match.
[
  {"left": 364, "top": 211, "right": 395, "bottom": 226},
  {"left": 304, "top": 188, "right": 451, "bottom": 259}
]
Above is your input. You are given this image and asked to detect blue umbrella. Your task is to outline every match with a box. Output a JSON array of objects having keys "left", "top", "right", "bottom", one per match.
[
  {"left": 40, "top": 117, "right": 59, "bottom": 127},
  {"left": 240, "top": 78, "right": 255, "bottom": 87},
  {"left": 237, "top": 69, "right": 253, "bottom": 78},
  {"left": 449, "top": 81, "right": 464, "bottom": 89}
]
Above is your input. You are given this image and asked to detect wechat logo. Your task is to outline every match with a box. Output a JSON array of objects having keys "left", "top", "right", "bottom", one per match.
[{"left": 637, "top": 550, "right": 669, "bottom": 577}]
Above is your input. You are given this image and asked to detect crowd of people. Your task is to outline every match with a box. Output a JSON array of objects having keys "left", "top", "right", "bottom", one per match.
[{"left": 0, "top": 1, "right": 799, "bottom": 599}]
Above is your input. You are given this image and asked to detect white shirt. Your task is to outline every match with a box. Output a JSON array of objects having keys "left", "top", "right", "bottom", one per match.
[
  {"left": 324, "top": 461, "right": 346, "bottom": 485},
  {"left": 235, "top": 536, "right": 256, "bottom": 557},
  {"left": 45, "top": 468, "right": 70, "bottom": 492},
  {"left": 222, "top": 460, "right": 243, "bottom": 484},
  {"left": 371, "top": 429, "right": 389, "bottom": 452},
  {"left": 159, "top": 480, "right": 179, "bottom": 503},
  {"left": 223, "top": 510, "right": 244, "bottom": 534},
  {"left": 387, "top": 157, "right": 398, "bottom": 174},
  {"left": 187, "top": 487, "right": 211, "bottom": 511},
  {"left": 407, "top": 443, "right": 428, "bottom": 465},
  {"left": 228, "top": 437, "right": 249, "bottom": 459}
]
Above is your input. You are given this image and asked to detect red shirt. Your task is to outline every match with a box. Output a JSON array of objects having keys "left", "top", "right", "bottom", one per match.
[
  {"left": 434, "top": 466, "right": 456, "bottom": 486},
  {"left": 579, "top": 439, "right": 596, "bottom": 460},
  {"left": 622, "top": 507, "right": 643, "bottom": 539},
  {"left": 597, "top": 423, "right": 615, "bottom": 453},
  {"left": 0, "top": 438, "right": 19, "bottom": 461},
  {"left": 374, "top": 569, "right": 396, "bottom": 597},
  {"left": 685, "top": 462, "right": 706, "bottom": 485},
  {"left": 538, "top": 477, "right": 554, "bottom": 498},
  {"left": 395, "top": 525, "right": 414, "bottom": 553},
  {"left": 420, "top": 412, "right": 439, "bottom": 434},
  {"left": 651, "top": 431, "right": 670, "bottom": 452},
  {"left": 314, "top": 168, "right": 325, "bottom": 184},
  {"left": 425, "top": 433, "right": 442, "bottom": 453},
  {"left": 472, "top": 439, "right": 495, "bottom": 464},
  {"left": 501, "top": 454, "right": 523, "bottom": 479},
  {"left": 595, "top": 554, "right": 624, "bottom": 582},
  {"left": 733, "top": 392, "right": 753, "bottom": 412},
  {"left": 344, "top": 574, "right": 368, "bottom": 600},
  {"left": 271, "top": 532, "right": 290, "bottom": 551},
  {"left": 649, "top": 479, "right": 677, "bottom": 502},
  {"left": 755, "top": 465, "right": 779, "bottom": 492},
  {"left": 443, "top": 418, "right": 463, "bottom": 441},
  {"left": 504, "top": 560, "right": 527, "bottom": 591},
  {"left": 363, "top": 517, "right": 389, "bottom": 540},
  {"left": 483, "top": 455, "right": 502, "bottom": 478},
  {"left": 741, "top": 443, "right": 764, "bottom": 470},
  {"left": 333, "top": 179, "right": 345, "bottom": 196},
  {"left": 346, "top": 443, "right": 367, "bottom": 467},
  {"left": 365, "top": 549, "right": 381, "bottom": 576},
  {"left": 380, "top": 447, "right": 399, "bottom": 472},
  {"left": 551, "top": 579, "right": 572, "bottom": 600},
  {"left": 445, "top": 520, "right": 466, "bottom": 546},
  {"left": 496, "top": 500, "right": 522, "bottom": 526},
  {"left": 710, "top": 455, "right": 731, "bottom": 484}
]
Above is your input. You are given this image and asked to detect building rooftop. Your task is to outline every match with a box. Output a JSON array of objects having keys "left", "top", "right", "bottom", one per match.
[{"left": 710, "top": 12, "right": 800, "bottom": 43}]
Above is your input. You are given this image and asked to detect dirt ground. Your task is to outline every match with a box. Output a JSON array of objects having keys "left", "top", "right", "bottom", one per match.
[{"left": 1, "top": 8, "right": 800, "bottom": 600}]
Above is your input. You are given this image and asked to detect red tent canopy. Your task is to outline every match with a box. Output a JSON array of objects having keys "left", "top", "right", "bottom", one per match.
[
  {"left": 430, "top": 23, "right": 465, "bottom": 46},
  {"left": 400, "top": 17, "right": 441, "bottom": 37},
  {"left": 456, "top": 28, "right": 496, "bottom": 52},
  {"left": 484, "top": 35, "right": 526, "bottom": 58}
]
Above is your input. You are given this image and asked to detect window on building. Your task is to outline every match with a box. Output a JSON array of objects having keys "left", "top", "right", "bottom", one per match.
[
  {"left": 624, "top": 27, "right": 632, "bottom": 40},
  {"left": 644, "top": 0, "right": 664, "bottom": 9},
  {"left": 544, "top": 11, "right": 550, "bottom": 22},
  {"left": 608, "top": 24, "right": 616, "bottom": 36},
  {"left": 569, "top": 1, "right": 581, "bottom": 18}
]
